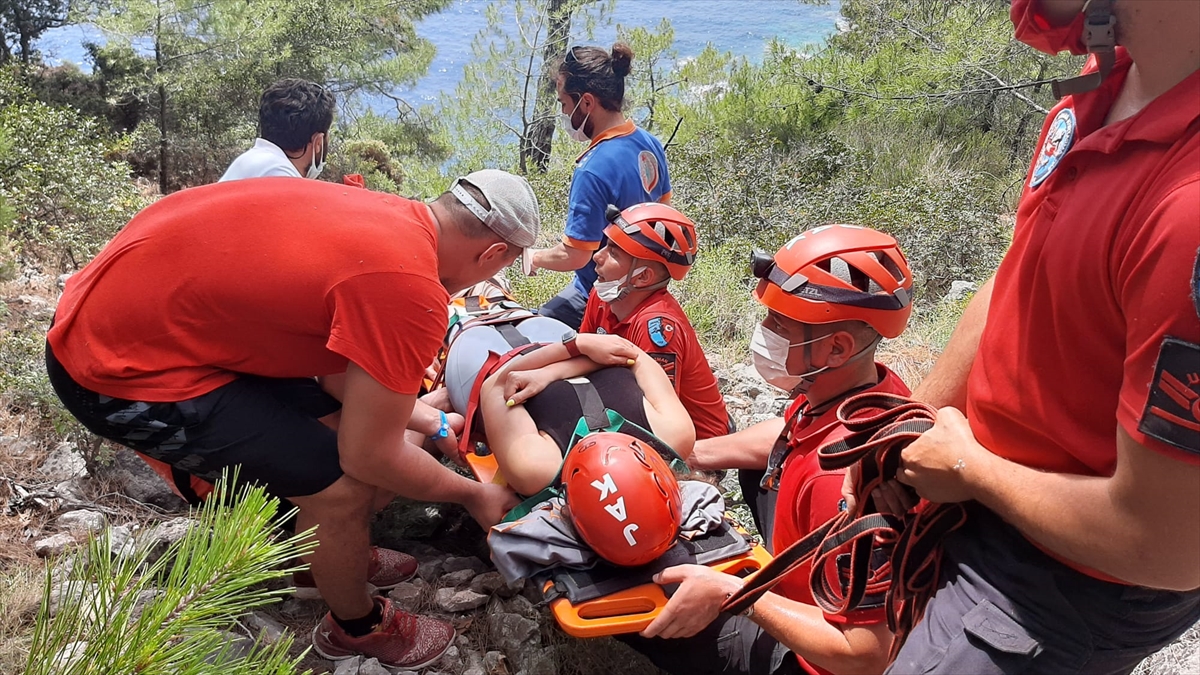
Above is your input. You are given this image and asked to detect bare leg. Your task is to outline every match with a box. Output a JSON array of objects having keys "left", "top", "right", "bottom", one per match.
[
  {"left": 479, "top": 374, "right": 565, "bottom": 496},
  {"left": 290, "top": 474, "right": 375, "bottom": 620}
]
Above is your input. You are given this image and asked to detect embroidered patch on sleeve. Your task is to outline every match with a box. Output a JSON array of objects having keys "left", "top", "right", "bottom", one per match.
[
  {"left": 1138, "top": 337, "right": 1200, "bottom": 455},
  {"left": 646, "top": 316, "right": 676, "bottom": 348},
  {"left": 648, "top": 352, "right": 678, "bottom": 388}
]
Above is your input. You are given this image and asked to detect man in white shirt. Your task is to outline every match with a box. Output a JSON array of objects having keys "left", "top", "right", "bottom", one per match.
[{"left": 220, "top": 79, "right": 335, "bottom": 182}]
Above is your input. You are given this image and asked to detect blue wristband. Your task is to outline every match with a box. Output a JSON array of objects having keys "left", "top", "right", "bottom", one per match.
[{"left": 430, "top": 410, "right": 450, "bottom": 440}]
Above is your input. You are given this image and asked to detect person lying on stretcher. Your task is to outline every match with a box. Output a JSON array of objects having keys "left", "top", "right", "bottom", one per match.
[{"left": 427, "top": 314, "right": 695, "bottom": 496}]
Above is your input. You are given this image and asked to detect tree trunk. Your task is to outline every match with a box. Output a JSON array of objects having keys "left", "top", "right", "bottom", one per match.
[
  {"left": 155, "top": 3, "right": 169, "bottom": 194},
  {"left": 521, "top": 0, "right": 575, "bottom": 174}
]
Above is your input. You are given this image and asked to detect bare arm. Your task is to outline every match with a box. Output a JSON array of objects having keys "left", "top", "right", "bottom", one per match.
[
  {"left": 911, "top": 275, "right": 994, "bottom": 409},
  {"left": 338, "top": 362, "right": 518, "bottom": 527},
  {"left": 898, "top": 407, "right": 1200, "bottom": 590},
  {"left": 642, "top": 565, "right": 891, "bottom": 675},
  {"left": 688, "top": 417, "right": 787, "bottom": 471},
  {"left": 630, "top": 352, "right": 696, "bottom": 460},
  {"left": 531, "top": 242, "right": 594, "bottom": 273}
]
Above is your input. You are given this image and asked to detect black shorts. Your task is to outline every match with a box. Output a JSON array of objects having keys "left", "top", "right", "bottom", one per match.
[{"left": 46, "top": 341, "right": 344, "bottom": 499}]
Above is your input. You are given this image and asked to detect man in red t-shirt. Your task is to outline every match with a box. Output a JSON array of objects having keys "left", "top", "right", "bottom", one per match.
[
  {"left": 866, "top": 2, "right": 1200, "bottom": 673},
  {"left": 620, "top": 224, "right": 916, "bottom": 675},
  {"left": 578, "top": 203, "right": 731, "bottom": 440},
  {"left": 46, "top": 170, "right": 540, "bottom": 670}
]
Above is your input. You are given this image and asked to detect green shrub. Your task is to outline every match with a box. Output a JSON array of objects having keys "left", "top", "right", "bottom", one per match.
[{"left": 0, "top": 68, "right": 148, "bottom": 270}]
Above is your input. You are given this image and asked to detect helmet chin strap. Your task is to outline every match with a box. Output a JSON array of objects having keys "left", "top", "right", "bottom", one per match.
[{"left": 1052, "top": 0, "right": 1117, "bottom": 98}]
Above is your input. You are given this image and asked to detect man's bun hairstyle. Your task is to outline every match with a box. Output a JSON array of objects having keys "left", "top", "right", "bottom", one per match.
[
  {"left": 610, "top": 43, "right": 633, "bottom": 78},
  {"left": 258, "top": 78, "right": 335, "bottom": 153},
  {"left": 559, "top": 42, "right": 634, "bottom": 112}
]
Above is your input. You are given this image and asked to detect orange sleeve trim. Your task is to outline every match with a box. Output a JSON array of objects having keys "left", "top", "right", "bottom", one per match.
[
  {"left": 563, "top": 235, "right": 602, "bottom": 251},
  {"left": 658, "top": 191, "right": 673, "bottom": 205}
]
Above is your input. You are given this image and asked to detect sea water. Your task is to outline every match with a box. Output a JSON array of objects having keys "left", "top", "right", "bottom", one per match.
[{"left": 35, "top": 0, "right": 841, "bottom": 108}]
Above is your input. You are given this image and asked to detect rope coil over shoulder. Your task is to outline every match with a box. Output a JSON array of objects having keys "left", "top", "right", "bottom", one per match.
[{"left": 721, "top": 392, "right": 967, "bottom": 657}]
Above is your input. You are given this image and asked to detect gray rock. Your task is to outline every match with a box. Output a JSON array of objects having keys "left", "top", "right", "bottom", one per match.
[
  {"left": 436, "top": 587, "right": 489, "bottom": 612},
  {"left": 106, "top": 448, "right": 186, "bottom": 510},
  {"left": 48, "top": 580, "right": 98, "bottom": 617},
  {"left": 129, "top": 589, "right": 161, "bottom": 620},
  {"left": 358, "top": 657, "right": 392, "bottom": 675},
  {"left": 468, "top": 570, "right": 508, "bottom": 596},
  {"left": 0, "top": 435, "right": 38, "bottom": 457},
  {"left": 387, "top": 581, "right": 422, "bottom": 610},
  {"left": 488, "top": 612, "right": 539, "bottom": 652},
  {"left": 35, "top": 532, "right": 78, "bottom": 557},
  {"left": 418, "top": 556, "right": 447, "bottom": 582},
  {"left": 516, "top": 648, "right": 556, "bottom": 675},
  {"left": 52, "top": 640, "right": 88, "bottom": 668},
  {"left": 140, "top": 517, "right": 193, "bottom": 563},
  {"left": 204, "top": 630, "right": 255, "bottom": 664},
  {"left": 39, "top": 442, "right": 87, "bottom": 481},
  {"left": 439, "top": 568, "right": 476, "bottom": 588},
  {"left": 442, "top": 555, "right": 487, "bottom": 574},
  {"left": 57, "top": 273, "right": 74, "bottom": 290},
  {"left": 54, "top": 478, "right": 89, "bottom": 503},
  {"left": 57, "top": 509, "right": 108, "bottom": 536},
  {"left": 241, "top": 611, "right": 286, "bottom": 645},
  {"left": 503, "top": 594, "right": 537, "bottom": 619},
  {"left": 332, "top": 655, "right": 362, "bottom": 675},
  {"left": 945, "top": 280, "right": 978, "bottom": 303},
  {"left": 108, "top": 525, "right": 137, "bottom": 560},
  {"left": 437, "top": 645, "right": 463, "bottom": 672},
  {"left": 483, "top": 650, "right": 507, "bottom": 674}
]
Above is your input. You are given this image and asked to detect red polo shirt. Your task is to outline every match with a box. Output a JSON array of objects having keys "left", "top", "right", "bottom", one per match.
[
  {"left": 771, "top": 364, "right": 910, "bottom": 675},
  {"left": 966, "top": 51, "right": 1200, "bottom": 575},
  {"left": 580, "top": 289, "right": 730, "bottom": 440},
  {"left": 49, "top": 178, "right": 449, "bottom": 400}
]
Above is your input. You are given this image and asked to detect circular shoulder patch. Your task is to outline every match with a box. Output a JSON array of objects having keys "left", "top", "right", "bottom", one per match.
[
  {"left": 1029, "top": 108, "right": 1076, "bottom": 189},
  {"left": 638, "top": 150, "right": 660, "bottom": 194}
]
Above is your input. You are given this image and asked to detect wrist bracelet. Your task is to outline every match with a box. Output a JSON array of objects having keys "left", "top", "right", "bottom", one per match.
[{"left": 430, "top": 410, "right": 450, "bottom": 440}]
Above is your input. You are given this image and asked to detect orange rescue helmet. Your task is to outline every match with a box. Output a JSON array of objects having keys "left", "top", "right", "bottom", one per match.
[
  {"left": 562, "top": 432, "right": 683, "bottom": 567},
  {"left": 752, "top": 224, "right": 913, "bottom": 338},
  {"left": 603, "top": 203, "right": 698, "bottom": 281}
]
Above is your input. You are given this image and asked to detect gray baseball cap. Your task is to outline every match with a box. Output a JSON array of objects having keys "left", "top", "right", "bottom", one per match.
[{"left": 449, "top": 169, "right": 541, "bottom": 248}]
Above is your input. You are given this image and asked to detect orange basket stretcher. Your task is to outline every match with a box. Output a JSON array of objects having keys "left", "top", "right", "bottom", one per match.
[{"left": 467, "top": 449, "right": 773, "bottom": 638}]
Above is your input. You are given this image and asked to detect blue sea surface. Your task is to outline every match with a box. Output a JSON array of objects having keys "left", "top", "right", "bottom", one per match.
[{"left": 36, "top": 0, "right": 840, "bottom": 106}]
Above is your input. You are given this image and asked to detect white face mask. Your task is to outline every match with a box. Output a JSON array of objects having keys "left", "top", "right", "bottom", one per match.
[
  {"left": 559, "top": 98, "right": 590, "bottom": 143},
  {"left": 306, "top": 135, "right": 326, "bottom": 179},
  {"left": 595, "top": 266, "right": 647, "bottom": 303},
  {"left": 750, "top": 323, "right": 831, "bottom": 395}
]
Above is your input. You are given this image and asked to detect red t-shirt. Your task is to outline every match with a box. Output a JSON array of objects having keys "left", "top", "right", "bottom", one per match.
[
  {"left": 48, "top": 178, "right": 449, "bottom": 400},
  {"left": 966, "top": 53, "right": 1200, "bottom": 574},
  {"left": 770, "top": 365, "right": 910, "bottom": 675},
  {"left": 580, "top": 289, "right": 731, "bottom": 440}
]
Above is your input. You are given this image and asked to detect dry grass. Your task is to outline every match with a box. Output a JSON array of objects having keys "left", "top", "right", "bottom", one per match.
[{"left": 0, "top": 564, "right": 42, "bottom": 674}]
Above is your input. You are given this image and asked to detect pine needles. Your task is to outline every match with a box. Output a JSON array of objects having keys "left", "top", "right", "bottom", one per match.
[{"left": 25, "top": 475, "right": 317, "bottom": 675}]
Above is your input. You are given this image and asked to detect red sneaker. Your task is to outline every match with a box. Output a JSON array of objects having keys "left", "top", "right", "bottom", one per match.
[
  {"left": 311, "top": 598, "right": 455, "bottom": 669},
  {"left": 293, "top": 546, "right": 418, "bottom": 600}
]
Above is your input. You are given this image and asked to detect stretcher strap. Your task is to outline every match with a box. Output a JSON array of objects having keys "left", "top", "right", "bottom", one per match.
[
  {"left": 457, "top": 344, "right": 543, "bottom": 461},
  {"left": 721, "top": 392, "right": 966, "bottom": 657}
]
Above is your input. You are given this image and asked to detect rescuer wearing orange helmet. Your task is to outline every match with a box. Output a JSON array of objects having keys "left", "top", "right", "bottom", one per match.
[
  {"left": 579, "top": 203, "right": 732, "bottom": 441},
  {"left": 619, "top": 224, "right": 915, "bottom": 675}
]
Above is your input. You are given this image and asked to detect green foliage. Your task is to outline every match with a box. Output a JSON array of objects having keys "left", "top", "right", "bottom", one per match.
[
  {"left": 0, "top": 68, "right": 147, "bottom": 268},
  {"left": 25, "top": 477, "right": 315, "bottom": 675},
  {"left": 0, "top": 0, "right": 69, "bottom": 64},
  {"left": 70, "top": 0, "right": 451, "bottom": 190}
]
